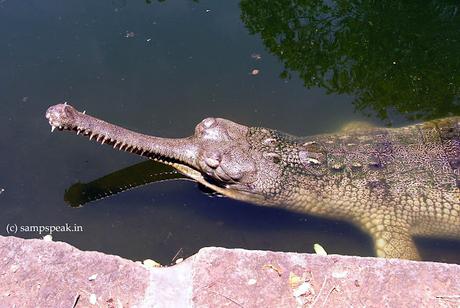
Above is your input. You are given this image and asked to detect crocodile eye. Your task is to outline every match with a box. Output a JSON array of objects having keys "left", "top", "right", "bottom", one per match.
[
  {"left": 263, "top": 138, "right": 277, "bottom": 146},
  {"left": 299, "top": 150, "right": 323, "bottom": 168},
  {"left": 263, "top": 152, "right": 281, "bottom": 164}
]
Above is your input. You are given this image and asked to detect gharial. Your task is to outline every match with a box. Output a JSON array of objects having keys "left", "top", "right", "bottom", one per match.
[{"left": 45, "top": 103, "right": 460, "bottom": 260}]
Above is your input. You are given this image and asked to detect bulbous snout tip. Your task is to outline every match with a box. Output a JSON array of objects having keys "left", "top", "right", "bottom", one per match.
[{"left": 45, "top": 102, "right": 78, "bottom": 131}]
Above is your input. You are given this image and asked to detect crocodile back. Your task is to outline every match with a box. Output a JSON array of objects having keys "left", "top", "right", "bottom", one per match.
[
  {"left": 303, "top": 118, "right": 460, "bottom": 196},
  {"left": 290, "top": 117, "right": 460, "bottom": 238}
]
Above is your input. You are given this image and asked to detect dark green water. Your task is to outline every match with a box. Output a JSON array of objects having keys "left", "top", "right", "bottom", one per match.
[{"left": 1, "top": 0, "right": 459, "bottom": 264}]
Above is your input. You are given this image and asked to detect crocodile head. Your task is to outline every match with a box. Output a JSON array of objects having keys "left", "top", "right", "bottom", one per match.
[{"left": 45, "top": 103, "right": 288, "bottom": 205}]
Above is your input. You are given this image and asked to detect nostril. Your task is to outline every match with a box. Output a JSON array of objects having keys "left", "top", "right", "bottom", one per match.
[
  {"left": 205, "top": 157, "right": 220, "bottom": 168},
  {"left": 195, "top": 118, "right": 217, "bottom": 136},
  {"left": 204, "top": 151, "right": 222, "bottom": 168}
]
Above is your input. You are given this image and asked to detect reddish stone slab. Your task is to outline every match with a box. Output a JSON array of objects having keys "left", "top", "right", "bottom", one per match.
[
  {"left": 0, "top": 236, "right": 459, "bottom": 307},
  {"left": 0, "top": 236, "right": 152, "bottom": 307},
  {"left": 191, "top": 247, "right": 460, "bottom": 307}
]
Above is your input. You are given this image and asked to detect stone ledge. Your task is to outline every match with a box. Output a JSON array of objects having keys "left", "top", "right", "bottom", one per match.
[{"left": 0, "top": 235, "right": 459, "bottom": 307}]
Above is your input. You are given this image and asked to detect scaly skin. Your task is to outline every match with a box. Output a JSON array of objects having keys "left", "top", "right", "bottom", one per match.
[{"left": 45, "top": 103, "right": 460, "bottom": 260}]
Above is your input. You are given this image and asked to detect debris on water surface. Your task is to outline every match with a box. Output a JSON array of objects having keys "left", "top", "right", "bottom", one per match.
[
  {"left": 313, "top": 243, "right": 327, "bottom": 256},
  {"left": 251, "top": 69, "right": 259, "bottom": 76},
  {"left": 251, "top": 53, "right": 261, "bottom": 60},
  {"left": 171, "top": 247, "right": 183, "bottom": 264},
  {"left": 125, "top": 31, "right": 135, "bottom": 38}
]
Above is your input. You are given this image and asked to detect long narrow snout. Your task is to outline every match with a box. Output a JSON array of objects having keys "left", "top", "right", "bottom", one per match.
[{"left": 45, "top": 103, "right": 199, "bottom": 166}]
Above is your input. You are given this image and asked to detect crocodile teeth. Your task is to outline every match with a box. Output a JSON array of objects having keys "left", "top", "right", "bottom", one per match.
[
  {"left": 51, "top": 126, "right": 56, "bottom": 133},
  {"left": 114, "top": 141, "right": 120, "bottom": 149},
  {"left": 89, "top": 133, "right": 95, "bottom": 140},
  {"left": 77, "top": 129, "right": 81, "bottom": 135},
  {"left": 101, "top": 137, "right": 107, "bottom": 145}
]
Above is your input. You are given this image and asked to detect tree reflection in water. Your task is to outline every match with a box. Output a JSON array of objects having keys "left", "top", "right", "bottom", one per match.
[{"left": 240, "top": 0, "right": 460, "bottom": 121}]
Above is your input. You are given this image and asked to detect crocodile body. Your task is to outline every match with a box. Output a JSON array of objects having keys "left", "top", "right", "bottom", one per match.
[{"left": 45, "top": 104, "right": 460, "bottom": 260}]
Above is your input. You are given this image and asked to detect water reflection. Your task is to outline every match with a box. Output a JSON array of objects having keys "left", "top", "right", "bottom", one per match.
[
  {"left": 240, "top": 0, "right": 460, "bottom": 121},
  {"left": 64, "top": 161, "right": 186, "bottom": 207}
]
